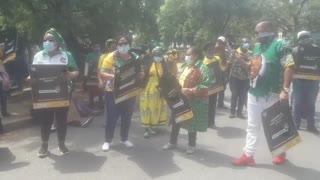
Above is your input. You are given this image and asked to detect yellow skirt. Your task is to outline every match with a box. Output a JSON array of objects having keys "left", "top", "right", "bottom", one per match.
[{"left": 140, "top": 76, "right": 168, "bottom": 127}]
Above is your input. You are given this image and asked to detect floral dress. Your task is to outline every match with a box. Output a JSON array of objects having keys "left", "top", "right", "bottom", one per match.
[{"left": 179, "top": 60, "right": 212, "bottom": 132}]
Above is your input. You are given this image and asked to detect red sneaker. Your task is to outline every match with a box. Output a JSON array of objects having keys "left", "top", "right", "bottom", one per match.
[
  {"left": 272, "top": 152, "right": 286, "bottom": 165},
  {"left": 232, "top": 153, "right": 256, "bottom": 166}
]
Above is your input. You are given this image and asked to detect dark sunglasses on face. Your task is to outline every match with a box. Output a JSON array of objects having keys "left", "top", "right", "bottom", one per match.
[{"left": 118, "top": 42, "right": 129, "bottom": 46}]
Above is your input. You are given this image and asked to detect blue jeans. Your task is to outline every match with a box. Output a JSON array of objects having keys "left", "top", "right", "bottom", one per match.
[
  {"left": 293, "top": 79, "right": 319, "bottom": 128},
  {"left": 104, "top": 91, "right": 136, "bottom": 143}
]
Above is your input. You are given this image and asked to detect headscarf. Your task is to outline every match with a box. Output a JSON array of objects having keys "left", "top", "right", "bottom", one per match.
[
  {"left": 152, "top": 46, "right": 164, "bottom": 56},
  {"left": 45, "top": 28, "right": 65, "bottom": 49}
]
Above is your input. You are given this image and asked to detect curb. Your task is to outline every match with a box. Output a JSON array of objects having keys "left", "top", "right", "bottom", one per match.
[{"left": 2, "top": 116, "right": 34, "bottom": 133}]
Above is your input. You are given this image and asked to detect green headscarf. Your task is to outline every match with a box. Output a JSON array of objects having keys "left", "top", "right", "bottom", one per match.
[
  {"left": 152, "top": 46, "right": 164, "bottom": 55},
  {"left": 45, "top": 28, "right": 65, "bottom": 49}
]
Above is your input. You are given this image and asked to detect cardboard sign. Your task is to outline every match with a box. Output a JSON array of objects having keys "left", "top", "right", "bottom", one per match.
[
  {"left": 208, "top": 61, "right": 224, "bottom": 95},
  {"left": 0, "top": 28, "right": 17, "bottom": 63},
  {"left": 167, "top": 95, "right": 193, "bottom": 123},
  {"left": 293, "top": 51, "right": 320, "bottom": 80},
  {"left": 86, "top": 61, "right": 99, "bottom": 86},
  {"left": 113, "top": 60, "right": 142, "bottom": 104},
  {"left": 30, "top": 65, "right": 70, "bottom": 109},
  {"left": 261, "top": 101, "right": 302, "bottom": 157}
]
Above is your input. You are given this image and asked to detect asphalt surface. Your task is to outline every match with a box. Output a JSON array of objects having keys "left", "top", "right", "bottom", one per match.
[{"left": 0, "top": 89, "right": 319, "bottom": 180}]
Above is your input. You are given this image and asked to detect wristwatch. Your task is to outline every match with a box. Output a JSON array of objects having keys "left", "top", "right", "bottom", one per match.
[{"left": 282, "top": 87, "right": 290, "bottom": 93}]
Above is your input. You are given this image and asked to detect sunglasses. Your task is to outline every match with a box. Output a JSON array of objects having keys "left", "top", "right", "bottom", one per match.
[{"left": 118, "top": 42, "right": 129, "bottom": 46}]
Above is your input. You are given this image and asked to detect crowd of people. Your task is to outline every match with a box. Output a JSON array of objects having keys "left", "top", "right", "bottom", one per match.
[{"left": 1, "top": 21, "right": 319, "bottom": 168}]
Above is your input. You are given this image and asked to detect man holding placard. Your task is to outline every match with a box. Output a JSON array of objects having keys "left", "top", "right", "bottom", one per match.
[
  {"left": 292, "top": 31, "right": 320, "bottom": 134},
  {"left": 232, "top": 21, "right": 296, "bottom": 166}
]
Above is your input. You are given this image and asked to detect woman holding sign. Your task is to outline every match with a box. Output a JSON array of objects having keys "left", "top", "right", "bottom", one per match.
[
  {"left": 32, "top": 28, "right": 79, "bottom": 158},
  {"left": 100, "top": 36, "right": 144, "bottom": 151},
  {"left": 162, "top": 47, "right": 212, "bottom": 154},
  {"left": 140, "top": 47, "right": 168, "bottom": 138}
]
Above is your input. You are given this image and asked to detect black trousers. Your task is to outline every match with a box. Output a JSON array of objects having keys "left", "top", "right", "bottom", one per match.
[
  {"left": 0, "top": 83, "right": 3, "bottom": 132},
  {"left": 229, "top": 77, "right": 249, "bottom": 115},
  {"left": 208, "top": 93, "right": 218, "bottom": 126},
  {"left": 1, "top": 90, "right": 8, "bottom": 115},
  {"left": 38, "top": 107, "right": 69, "bottom": 144},
  {"left": 105, "top": 92, "right": 135, "bottom": 143},
  {"left": 218, "top": 73, "right": 227, "bottom": 106},
  {"left": 169, "top": 118, "right": 197, "bottom": 147}
]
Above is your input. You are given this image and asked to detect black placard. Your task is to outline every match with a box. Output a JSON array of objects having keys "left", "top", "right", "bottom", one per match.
[
  {"left": 0, "top": 28, "right": 17, "bottom": 62},
  {"left": 30, "top": 64, "right": 70, "bottom": 109},
  {"left": 113, "top": 60, "right": 142, "bottom": 104},
  {"left": 261, "top": 101, "right": 301, "bottom": 156},
  {"left": 166, "top": 95, "right": 193, "bottom": 123},
  {"left": 294, "top": 55, "right": 320, "bottom": 80}
]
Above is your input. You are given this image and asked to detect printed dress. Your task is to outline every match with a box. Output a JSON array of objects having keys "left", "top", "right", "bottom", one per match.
[
  {"left": 140, "top": 62, "right": 168, "bottom": 127},
  {"left": 179, "top": 60, "right": 212, "bottom": 132}
]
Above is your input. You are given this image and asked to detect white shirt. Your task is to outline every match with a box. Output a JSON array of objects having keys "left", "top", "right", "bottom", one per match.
[{"left": 33, "top": 51, "right": 69, "bottom": 65}]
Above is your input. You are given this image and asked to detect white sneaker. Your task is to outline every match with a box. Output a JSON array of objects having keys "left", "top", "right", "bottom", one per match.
[
  {"left": 186, "top": 146, "right": 195, "bottom": 154},
  {"left": 162, "top": 143, "right": 177, "bottom": 150},
  {"left": 102, "top": 142, "right": 110, "bottom": 151},
  {"left": 121, "top": 141, "right": 134, "bottom": 148}
]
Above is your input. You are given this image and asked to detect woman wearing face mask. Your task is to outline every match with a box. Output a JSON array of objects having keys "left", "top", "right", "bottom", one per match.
[
  {"left": 228, "top": 38, "right": 252, "bottom": 119},
  {"left": 31, "top": 28, "right": 79, "bottom": 158},
  {"left": 100, "top": 36, "right": 144, "bottom": 151},
  {"left": 162, "top": 47, "right": 212, "bottom": 154},
  {"left": 140, "top": 47, "right": 168, "bottom": 138}
]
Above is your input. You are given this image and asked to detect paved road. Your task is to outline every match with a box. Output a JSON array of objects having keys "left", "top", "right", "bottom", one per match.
[{"left": 0, "top": 89, "right": 319, "bottom": 180}]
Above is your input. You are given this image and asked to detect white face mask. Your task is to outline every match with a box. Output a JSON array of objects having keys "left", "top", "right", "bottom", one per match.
[
  {"left": 118, "top": 44, "right": 130, "bottom": 54},
  {"left": 43, "top": 41, "right": 55, "bottom": 52},
  {"left": 154, "top": 56, "right": 163, "bottom": 62},
  {"left": 185, "top": 56, "right": 193, "bottom": 64}
]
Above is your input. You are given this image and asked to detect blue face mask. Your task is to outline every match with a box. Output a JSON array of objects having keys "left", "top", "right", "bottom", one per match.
[
  {"left": 256, "top": 32, "right": 275, "bottom": 45},
  {"left": 154, "top": 56, "right": 163, "bottom": 62},
  {"left": 43, "top": 41, "right": 55, "bottom": 52},
  {"left": 118, "top": 45, "right": 130, "bottom": 54},
  {"left": 185, "top": 56, "right": 193, "bottom": 65},
  {"left": 242, "top": 43, "right": 250, "bottom": 50}
]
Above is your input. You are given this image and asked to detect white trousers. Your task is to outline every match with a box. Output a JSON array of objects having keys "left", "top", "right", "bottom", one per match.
[{"left": 243, "top": 93, "right": 279, "bottom": 157}]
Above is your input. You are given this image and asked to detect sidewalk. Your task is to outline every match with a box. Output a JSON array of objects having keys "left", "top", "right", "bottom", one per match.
[
  {"left": 1, "top": 86, "right": 95, "bottom": 132},
  {"left": 2, "top": 91, "right": 33, "bottom": 131}
]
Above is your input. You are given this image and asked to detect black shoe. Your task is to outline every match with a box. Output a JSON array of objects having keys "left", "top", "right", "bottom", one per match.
[
  {"left": 237, "top": 113, "right": 247, "bottom": 119},
  {"left": 38, "top": 144, "right": 49, "bottom": 158},
  {"left": 58, "top": 144, "right": 70, "bottom": 155},
  {"left": 229, "top": 114, "right": 236, "bottom": 119},
  {"left": 80, "top": 116, "right": 95, "bottom": 128},
  {"left": 307, "top": 126, "right": 320, "bottom": 134}
]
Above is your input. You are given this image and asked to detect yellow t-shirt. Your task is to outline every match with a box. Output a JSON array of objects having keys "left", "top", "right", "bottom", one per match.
[
  {"left": 101, "top": 52, "right": 116, "bottom": 71},
  {"left": 98, "top": 53, "right": 108, "bottom": 69}
]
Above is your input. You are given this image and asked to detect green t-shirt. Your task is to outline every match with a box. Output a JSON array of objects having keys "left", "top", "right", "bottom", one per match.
[
  {"left": 66, "top": 51, "right": 78, "bottom": 71},
  {"left": 249, "top": 39, "right": 294, "bottom": 97},
  {"left": 86, "top": 52, "right": 100, "bottom": 63}
]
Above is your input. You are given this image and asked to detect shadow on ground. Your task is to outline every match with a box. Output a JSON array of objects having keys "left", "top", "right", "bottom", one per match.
[
  {"left": 111, "top": 127, "right": 181, "bottom": 179},
  {"left": 0, "top": 148, "right": 29, "bottom": 172},
  {"left": 216, "top": 126, "right": 246, "bottom": 139},
  {"left": 256, "top": 161, "right": 320, "bottom": 180},
  {"left": 48, "top": 151, "right": 107, "bottom": 174}
]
